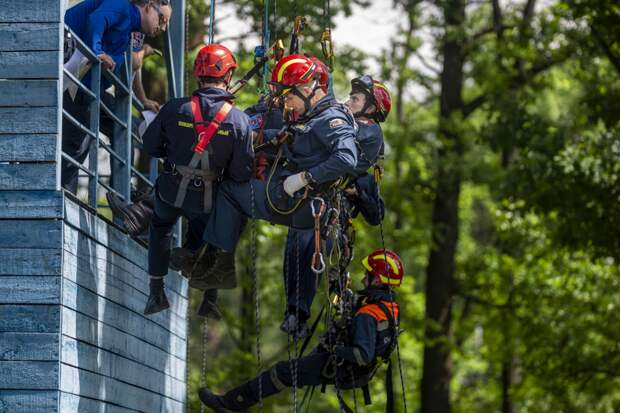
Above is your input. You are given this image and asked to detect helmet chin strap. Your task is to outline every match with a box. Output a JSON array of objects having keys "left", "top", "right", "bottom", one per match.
[{"left": 292, "top": 80, "right": 320, "bottom": 114}]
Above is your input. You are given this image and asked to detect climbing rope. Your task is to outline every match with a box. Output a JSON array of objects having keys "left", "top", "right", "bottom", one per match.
[
  {"left": 200, "top": 318, "right": 208, "bottom": 413},
  {"left": 208, "top": 0, "right": 216, "bottom": 44},
  {"left": 250, "top": 181, "right": 264, "bottom": 412},
  {"left": 375, "top": 165, "right": 408, "bottom": 413}
]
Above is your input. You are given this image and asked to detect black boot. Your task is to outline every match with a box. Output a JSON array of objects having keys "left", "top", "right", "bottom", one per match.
[
  {"left": 195, "top": 249, "right": 237, "bottom": 290},
  {"left": 199, "top": 371, "right": 282, "bottom": 412},
  {"left": 197, "top": 289, "right": 222, "bottom": 320},
  {"left": 169, "top": 247, "right": 197, "bottom": 274},
  {"left": 106, "top": 191, "right": 153, "bottom": 236},
  {"left": 280, "top": 313, "right": 311, "bottom": 340},
  {"left": 144, "top": 276, "right": 170, "bottom": 315}
]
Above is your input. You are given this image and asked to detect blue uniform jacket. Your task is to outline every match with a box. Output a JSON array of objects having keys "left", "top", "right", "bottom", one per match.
[
  {"left": 335, "top": 289, "right": 398, "bottom": 366},
  {"left": 245, "top": 96, "right": 285, "bottom": 131},
  {"left": 281, "top": 96, "right": 358, "bottom": 184},
  {"left": 143, "top": 88, "right": 254, "bottom": 210},
  {"left": 353, "top": 117, "right": 384, "bottom": 176},
  {"left": 65, "top": 0, "right": 141, "bottom": 69}
]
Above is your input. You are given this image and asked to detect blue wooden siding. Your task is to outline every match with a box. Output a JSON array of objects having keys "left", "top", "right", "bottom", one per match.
[{"left": 0, "top": 0, "right": 189, "bottom": 410}]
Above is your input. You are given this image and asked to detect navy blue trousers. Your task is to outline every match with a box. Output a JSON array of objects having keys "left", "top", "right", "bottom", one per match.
[{"left": 148, "top": 193, "right": 208, "bottom": 276}]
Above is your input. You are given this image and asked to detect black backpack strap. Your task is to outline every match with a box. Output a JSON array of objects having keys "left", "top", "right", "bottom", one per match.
[
  {"left": 376, "top": 301, "right": 398, "bottom": 357},
  {"left": 385, "top": 358, "right": 394, "bottom": 413},
  {"left": 362, "top": 384, "right": 372, "bottom": 405}
]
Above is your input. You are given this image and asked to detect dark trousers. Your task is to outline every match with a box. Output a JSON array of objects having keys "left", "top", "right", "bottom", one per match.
[
  {"left": 61, "top": 90, "right": 139, "bottom": 193},
  {"left": 61, "top": 90, "right": 91, "bottom": 193},
  {"left": 149, "top": 193, "right": 208, "bottom": 276},
  {"left": 284, "top": 229, "right": 319, "bottom": 319},
  {"left": 204, "top": 179, "right": 316, "bottom": 252}
]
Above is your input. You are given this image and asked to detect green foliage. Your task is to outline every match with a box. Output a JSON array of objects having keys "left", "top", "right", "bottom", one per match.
[{"left": 138, "top": 0, "right": 620, "bottom": 411}]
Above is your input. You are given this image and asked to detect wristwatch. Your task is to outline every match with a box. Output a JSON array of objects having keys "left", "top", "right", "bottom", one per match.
[{"left": 303, "top": 171, "right": 315, "bottom": 184}]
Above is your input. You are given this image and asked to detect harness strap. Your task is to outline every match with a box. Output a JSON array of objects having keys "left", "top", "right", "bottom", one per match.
[
  {"left": 191, "top": 96, "right": 233, "bottom": 154},
  {"left": 362, "top": 384, "right": 372, "bottom": 405},
  {"left": 173, "top": 96, "right": 233, "bottom": 211},
  {"left": 385, "top": 359, "right": 394, "bottom": 413}
]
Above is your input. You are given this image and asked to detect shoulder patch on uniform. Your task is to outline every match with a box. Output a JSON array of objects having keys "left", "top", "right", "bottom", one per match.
[
  {"left": 248, "top": 114, "right": 264, "bottom": 130},
  {"left": 178, "top": 121, "right": 193, "bottom": 128},
  {"left": 329, "top": 118, "right": 347, "bottom": 128}
]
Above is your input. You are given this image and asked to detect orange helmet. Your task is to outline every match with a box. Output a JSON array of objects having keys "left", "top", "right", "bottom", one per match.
[
  {"left": 362, "top": 249, "right": 404, "bottom": 287},
  {"left": 269, "top": 54, "right": 318, "bottom": 96},
  {"left": 194, "top": 44, "right": 237, "bottom": 79},
  {"left": 350, "top": 75, "right": 392, "bottom": 122}
]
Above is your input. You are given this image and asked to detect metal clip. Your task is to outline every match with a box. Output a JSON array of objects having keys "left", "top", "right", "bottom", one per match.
[
  {"left": 311, "top": 197, "right": 326, "bottom": 218},
  {"left": 320, "top": 29, "right": 334, "bottom": 69}
]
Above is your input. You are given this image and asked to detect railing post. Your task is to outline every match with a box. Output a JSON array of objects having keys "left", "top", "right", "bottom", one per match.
[
  {"left": 111, "top": 49, "right": 133, "bottom": 203},
  {"left": 88, "top": 61, "right": 101, "bottom": 208}
]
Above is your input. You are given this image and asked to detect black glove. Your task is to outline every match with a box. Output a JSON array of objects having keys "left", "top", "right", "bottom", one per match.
[{"left": 144, "top": 277, "right": 170, "bottom": 315}]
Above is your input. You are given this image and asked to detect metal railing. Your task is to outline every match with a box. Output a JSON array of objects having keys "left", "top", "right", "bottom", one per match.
[{"left": 61, "top": 26, "right": 159, "bottom": 211}]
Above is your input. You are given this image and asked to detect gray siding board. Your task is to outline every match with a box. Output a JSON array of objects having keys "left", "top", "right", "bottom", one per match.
[
  {"left": 0, "top": 80, "right": 58, "bottom": 107},
  {"left": 0, "top": 390, "right": 59, "bottom": 413},
  {"left": 63, "top": 199, "right": 188, "bottom": 297},
  {"left": 0, "top": 191, "right": 63, "bottom": 218},
  {"left": 62, "top": 279, "right": 187, "bottom": 358},
  {"left": 63, "top": 248, "right": 187, "bottom": 335},
  {"left": 0, "top": 163, "right": 57, "bottom": 190},
  {"left": 0, "top": 135, "right": 58, "bottom": 162},
  {"left": 0, "top": 220, "right": 61, "bottom": 249},
  {"left": 61, "top": 337, "right": 186, "bottom": 402},
  {"left": 59, "top": 364, "right": 184, "bottom": 412},
  {"left": 0, "top": 361, "right": 59, "bottom": 389},
  {"left": 59, "top": 392, "right": 140, "bottom": 413},
  {"left": 0, "top": 248, "right": 62, "bottom": 275},
  {"left": 0, "top": 107, "right": 57, "bottom": 133},
  {"left": 0, "top": 23, "right": 60, "bottom": 51},
  {"left": 0, "top": 276, "right": 61, "bottom": 304},
  {"left": 0, "top": 0, "right": 61, "bottom": 23},
  {"left": 0, "top": 333, "right": 59, "bottom": 361},
  {"left": 63, "top": 226, "right": 188, "bottom": 316},
  {"left": 0, "top": 305, "right": 60, "bottom": 333},
  {"left": 61, "top": 308, "right": 186, "bottom": 381},
  {"left": 0, "top": 51, "right": 59, "bottom": 79}
]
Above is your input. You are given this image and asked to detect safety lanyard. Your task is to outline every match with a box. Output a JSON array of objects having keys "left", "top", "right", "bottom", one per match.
[{"left": 191, "top": 95, "right": 233, "bottom": 154}]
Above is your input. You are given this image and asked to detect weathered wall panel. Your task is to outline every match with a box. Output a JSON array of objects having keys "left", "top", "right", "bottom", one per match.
[
  {"left": 0, "top": 135, "right": 58, "bottom": 162},
  {"left": 0, "top": 0, "right": 61, "bottom": 23},
  {"left": 0, "top": 23, "right": 60, "bottom": 52},
  {"left": 0, "top": 80, "right": 58, "bottom": 107}
]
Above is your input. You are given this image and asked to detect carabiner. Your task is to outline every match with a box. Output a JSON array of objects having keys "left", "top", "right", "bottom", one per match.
[
  {"left": 311, "top": 251, "right": 326, "bottom": 274},
  {"left": 311, "top": 197, "right": 326, "bottom": 218}
]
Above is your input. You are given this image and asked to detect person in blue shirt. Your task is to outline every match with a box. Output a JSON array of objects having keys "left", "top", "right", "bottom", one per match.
[
  {"left": 281, "top": 75, "right": 392, "bottom": 339},
  {"left": 197, "top": 54, "right": 358, "bottom": 288},
  {"left": 61, "top": 0, "right": 171, "bottom": 193}
]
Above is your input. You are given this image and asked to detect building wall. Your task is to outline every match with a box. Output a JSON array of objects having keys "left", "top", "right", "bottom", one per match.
[{"left": 0, "top": 1, "right": 188, "bottom": 411}]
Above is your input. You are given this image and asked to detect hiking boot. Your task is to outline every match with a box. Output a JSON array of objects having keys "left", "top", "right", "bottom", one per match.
[
  {"left": 197, "top": 289, "right": 222, "bottom": 320},
  {"left": 106, "top": 192, "right": 153, "bottom": 236},
  {"left": 169, "top": 247, "right": 197, "bottom": 273},
  {"left": 144, "top": 277, "right": 169, "bottom": 315},
  {"left": 280, "top": 313, "right": 311, "bottom": 340},
  {"left": 194, "top": 250, "right": 237, "bottom": 290}
]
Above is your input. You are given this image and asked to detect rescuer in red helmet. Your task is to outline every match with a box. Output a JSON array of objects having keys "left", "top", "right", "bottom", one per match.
[
  {"left": 139, "top": 43, "right": 254, "bottom": 318},
  {"left": 199, "top": 248, "right": 404, "bottom": 412},
  {"left": 198, "top": 54, "right": 358, "bottom": 281}
]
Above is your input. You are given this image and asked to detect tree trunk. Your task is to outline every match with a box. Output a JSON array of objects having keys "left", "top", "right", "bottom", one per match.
[{"left": 421, "top": 1, "right": 465, "bottom": 412}]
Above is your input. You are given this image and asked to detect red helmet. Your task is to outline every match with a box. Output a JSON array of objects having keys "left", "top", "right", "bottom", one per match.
[
  {"left": 307, "top": 55, "right": 329, "bottom": 93},
  {"left": 350, "top": 75, "right": 392, "bottom": 122},
  {"left": 269, "top": 54, "right": 318, "bottom": 96},
  {"left": 194, "top": 44, "right": 237, "bottom": 78},
  {"left": 362, "top": 249, "right": 404, "bottom": 287}
]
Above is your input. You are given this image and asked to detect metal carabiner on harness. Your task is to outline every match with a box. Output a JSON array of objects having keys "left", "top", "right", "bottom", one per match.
[
  {"left": 311, "top": 197, "right": 327, "bottom": 275},
  {"left": 320, "top": 28, "right": 334, "bottom": 70}
]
